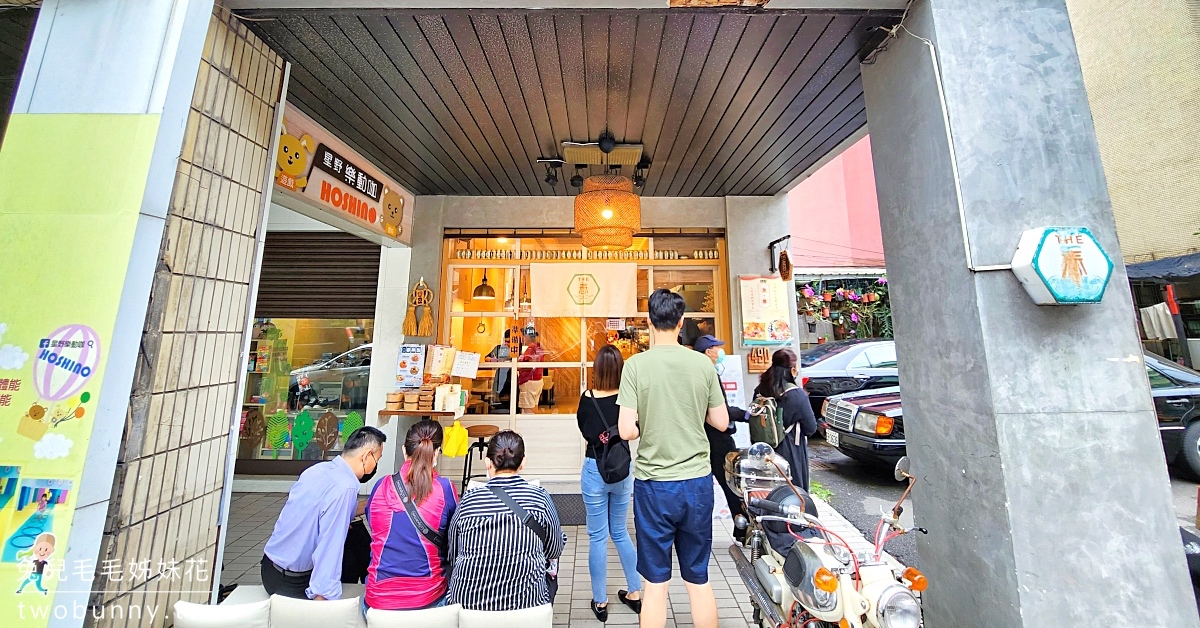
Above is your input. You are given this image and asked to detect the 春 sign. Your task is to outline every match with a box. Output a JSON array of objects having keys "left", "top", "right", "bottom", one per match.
[{"left": 1011, "top": 227, "right": 1114, "bottom": 305}]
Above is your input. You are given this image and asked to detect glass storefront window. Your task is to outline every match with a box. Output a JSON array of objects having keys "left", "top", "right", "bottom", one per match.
[
  {"left": 238, "top": 318, "right": 373, "bottom": 466},
  {"left": 449, "top": 316, "right": 518, "bottom": 357},
  {"left": 636, "top": 268, "right": 650, "bottom": 312},
  {"left": 449, "top": 267, "right": 517, "bottom": 312},
  {"left": 520, "top": 317, "right": 583, "bottom": 363},
  {"left": 586, "top": 317, "right": 649, "bottom": 361},
  {"left": 440, "top": 233, "right": 726, "bottom": 419},
  {"left": 654, "top": 269, "right": 717, "bottom": 312}
]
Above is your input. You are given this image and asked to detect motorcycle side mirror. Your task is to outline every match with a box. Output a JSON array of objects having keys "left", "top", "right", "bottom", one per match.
[{"left": 894, "top": 456, "right": 912, "bottom": 482}]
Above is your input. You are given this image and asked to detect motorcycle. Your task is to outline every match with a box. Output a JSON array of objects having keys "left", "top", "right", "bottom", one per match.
[{"left": 724, "top": 443, "right": 927, "bottom": 628}]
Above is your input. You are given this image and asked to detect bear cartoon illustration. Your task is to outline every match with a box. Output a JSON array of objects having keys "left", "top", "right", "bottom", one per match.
[
  {"left": 380, "top": 187, "right": 404, "bottom": 238},
  {"left": 276, "top": 120, "right": 315, "bottom": 191}
]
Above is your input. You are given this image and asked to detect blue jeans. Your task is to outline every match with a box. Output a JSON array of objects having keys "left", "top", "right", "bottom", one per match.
[{"left": 580, "top": 458, "right": 641, "bottom": 603}]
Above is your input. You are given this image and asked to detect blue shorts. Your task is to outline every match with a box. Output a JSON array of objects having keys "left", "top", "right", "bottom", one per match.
[{"left": 633, "top": 475, "right": 714, "bottom": 585}]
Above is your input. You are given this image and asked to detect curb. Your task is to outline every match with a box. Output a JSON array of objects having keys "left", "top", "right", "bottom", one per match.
[{"left": 810, "top": 494, "right": 905, "bottom": 571}]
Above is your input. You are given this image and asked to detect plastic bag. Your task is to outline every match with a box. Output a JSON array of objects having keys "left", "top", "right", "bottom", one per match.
[{"left": 443, "top": 419, "right": 469, "bottom": 458}]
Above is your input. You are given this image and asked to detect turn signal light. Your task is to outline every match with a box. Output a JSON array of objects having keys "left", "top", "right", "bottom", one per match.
[
  {"left": 875, "top": 416, "right": 895, "bottom": 436},
  {"left": 839, "top": 620, "right": 851, "bottom": 628},
  {"left": 814, "top": 567, "right": 839, "bottom": 593},
  {"left": 903, "top": 566, "right": 928, "bottom": 592}
]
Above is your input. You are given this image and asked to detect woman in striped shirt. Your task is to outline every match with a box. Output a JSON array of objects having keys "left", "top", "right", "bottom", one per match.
[
  {"left": 364, "top": 420, "right": 458, "bottom": 610},
  {"left": 446, "top": 430, "right": 565, "bottom": 611}
]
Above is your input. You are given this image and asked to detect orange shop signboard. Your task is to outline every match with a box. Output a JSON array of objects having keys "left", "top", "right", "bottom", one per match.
[{"left": 273, "top": 105, "right": 413, "bottom": 244}]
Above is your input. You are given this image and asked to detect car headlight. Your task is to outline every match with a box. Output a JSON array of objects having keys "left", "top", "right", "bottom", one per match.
[
  {"left": 854, "top": 411, "right": 895, "bottom": 437},
  {"left": 876, "top": 586, "right": 921, "bottom": 628},
  {"left": 820, "top": 399, "right": 829, "bottom": 418}
]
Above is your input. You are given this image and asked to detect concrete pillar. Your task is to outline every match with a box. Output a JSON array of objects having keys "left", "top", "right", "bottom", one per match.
[
  {"left": 862, "top": 1, "right": 1196, "bottom": 626},
  {"left": 0, "top": 1, "right": 213, "bottom": 625},
  {"left": 365, "top": 245, "right": 413, "bottom": 478},
  {"left": 725, "top": 194, "right": 800, "bottom": 397}
]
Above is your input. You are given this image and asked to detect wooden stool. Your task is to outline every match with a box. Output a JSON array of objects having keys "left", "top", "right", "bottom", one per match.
[{"left": 461, "top": 424, "right": 499, "bottom": 493}]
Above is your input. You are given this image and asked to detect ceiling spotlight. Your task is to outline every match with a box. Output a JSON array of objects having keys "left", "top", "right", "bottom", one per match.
[
  {"left": 598, "top": 130, "right": 616, "bottom": 154},
  {"left": 570, "top": 165, "right": 585, "bottom": 189},
  {"left": 633, "top": 173, "right": 645, "bottom": 188},
  {"left": 543, "top": 164, "right": 558, "bottom": 186}
]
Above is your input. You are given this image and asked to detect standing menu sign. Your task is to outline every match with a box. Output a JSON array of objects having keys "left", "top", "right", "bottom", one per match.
[
  {"left": 739, "top": 276, "right": 793, "bottom": 345},
  {"left": 273, "top": 106, "right": 414, "bottom": 244},
  {"left": 395, "top": 345, "right": 426, "bottom": 389}
]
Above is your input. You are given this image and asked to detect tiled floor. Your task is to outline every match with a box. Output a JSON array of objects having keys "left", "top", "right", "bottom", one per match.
[{"left": 219, "top": 486, "right": 898, "bottom": 627}]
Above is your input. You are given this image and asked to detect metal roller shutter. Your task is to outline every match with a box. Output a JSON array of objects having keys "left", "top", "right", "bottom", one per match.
[{"left": 255, "top": 232, "right": 381, "bottom": 318}]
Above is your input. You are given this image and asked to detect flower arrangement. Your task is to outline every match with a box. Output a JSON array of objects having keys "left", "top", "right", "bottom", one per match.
[{"left": 797, "top": 275, "right": 892, "bottom": 339}]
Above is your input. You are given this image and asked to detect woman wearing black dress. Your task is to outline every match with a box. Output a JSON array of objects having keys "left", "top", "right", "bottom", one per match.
[{"left": 754, "top": 349, "right": 820, "bottom": 491}]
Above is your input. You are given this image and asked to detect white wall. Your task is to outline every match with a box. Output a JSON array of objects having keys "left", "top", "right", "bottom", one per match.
[{"left": 265, "top": 203, "right": 340, "bottom": 231}]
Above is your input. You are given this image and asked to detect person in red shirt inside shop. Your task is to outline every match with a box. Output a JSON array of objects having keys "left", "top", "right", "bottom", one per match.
[{"left": 516, "top": 328, "right": 545, "bottom": 414}]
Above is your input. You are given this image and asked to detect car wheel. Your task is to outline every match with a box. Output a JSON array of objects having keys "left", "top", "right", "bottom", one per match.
[{"left": 1182, "top": 422, "right": 1200, "bottom": 480}]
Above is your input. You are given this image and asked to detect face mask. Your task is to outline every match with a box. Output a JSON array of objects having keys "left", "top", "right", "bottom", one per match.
[
  {"left": 359, "top": 452, "right": 379, "bottom": 483},
  {"left": 715, "top": 349, "right": 726, "bottom": 364}
]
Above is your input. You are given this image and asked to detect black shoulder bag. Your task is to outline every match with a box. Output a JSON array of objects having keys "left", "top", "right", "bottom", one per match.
[
  {"left": 487, "top": 485, "right": 559, "bottom": 603},
  {"left": 392, "top": 474, "right": 449, "bottom": 570},
  {"left": 586, "top": 391, "right": 632, "bottom": 484}
]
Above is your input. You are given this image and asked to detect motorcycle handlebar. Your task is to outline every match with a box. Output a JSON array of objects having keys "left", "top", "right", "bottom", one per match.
[{"left": 748, "top": 496, "right": 783, "bottom": 514}]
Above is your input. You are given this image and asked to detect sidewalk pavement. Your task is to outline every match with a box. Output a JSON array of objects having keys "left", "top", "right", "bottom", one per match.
[{"left": 220, "top": 482, "right": 904, "bottom": 628}]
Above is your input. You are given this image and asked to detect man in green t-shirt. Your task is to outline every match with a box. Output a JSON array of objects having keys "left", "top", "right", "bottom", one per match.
[{"left": 618, "top": 289, "right": 729, "bottom": 628}]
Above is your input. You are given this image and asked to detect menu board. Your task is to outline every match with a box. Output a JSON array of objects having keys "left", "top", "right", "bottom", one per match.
[
  {"left": 739, "top": 275, "right": 793, "bottom": 345},
  {"left": 426, "top": 345, "right": 457, "bottom": 378},
  {"left": 450, "top": 351, "right": 481, "bottom": 379},
  {"left": 395, "top": 345, "right": 426, "bottom": 389}
]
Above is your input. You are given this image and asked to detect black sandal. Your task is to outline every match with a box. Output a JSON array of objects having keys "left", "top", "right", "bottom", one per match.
[
  {"left": 591, "top": 600, "right": 608, "bottom": 622},
  {"left": 618, "top": 590, "right": 642, "bottom": 614}
]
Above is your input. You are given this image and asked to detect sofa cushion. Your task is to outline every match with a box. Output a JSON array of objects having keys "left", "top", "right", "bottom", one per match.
[
  {"left": 221, "top": 584, "right": 270, "bottom": 605},
  {"left": 459, "top": 604, "right": 553, "bottom": 628},
  {"left": 174, "top": 599, "right": 270, "bottom": 628},
  {"left": 269, "top": 594, "right": 366, "bottom": 628},
  {"left": 365, "top": 604, "right": 460, "bottom": 628}
]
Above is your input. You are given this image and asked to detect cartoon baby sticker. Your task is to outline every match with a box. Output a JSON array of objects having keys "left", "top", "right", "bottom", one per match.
[
  {"left": 276, "top": 119, "right": 315, "bottom": 191},
  {"left": 16, "top": 533, "right": 55, "bottom": 595},
  {"left": 17, "top": 403, "right": 48, "bottom": 441},
  {"left": 380, "top": 186, "right": 404, "bottom": 238}
]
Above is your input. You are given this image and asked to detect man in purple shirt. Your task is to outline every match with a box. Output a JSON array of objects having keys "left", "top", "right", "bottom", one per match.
[{"left": 261, "top": 426, "right": 386, "bottom": 600}]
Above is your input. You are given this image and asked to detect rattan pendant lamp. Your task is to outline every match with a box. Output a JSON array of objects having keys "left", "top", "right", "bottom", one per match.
[{"left": 574, "top": 174, "right": 641, "bottom": 250}]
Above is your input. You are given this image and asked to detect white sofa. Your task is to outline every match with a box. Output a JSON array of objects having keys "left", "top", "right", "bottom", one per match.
[{"left": 173, "top": 584, "right": 553, "bottom": 628}]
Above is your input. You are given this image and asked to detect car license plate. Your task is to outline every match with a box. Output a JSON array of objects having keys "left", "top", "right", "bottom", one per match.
[{"left": 826, "top": 430, "right": 840, "bottom": 448}]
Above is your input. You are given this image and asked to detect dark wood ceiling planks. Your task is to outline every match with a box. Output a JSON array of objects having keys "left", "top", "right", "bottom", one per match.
[
  {"left": 0, "top": 7, "right": 38, "bottom": 146},
  {"left": 242, "top": 8, "right": 896, "bottom": 197}
]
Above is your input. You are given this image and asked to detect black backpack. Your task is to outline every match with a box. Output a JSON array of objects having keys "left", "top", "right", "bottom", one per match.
[{"left": 585, "top": 391, "right": 632, "bottom": 483}]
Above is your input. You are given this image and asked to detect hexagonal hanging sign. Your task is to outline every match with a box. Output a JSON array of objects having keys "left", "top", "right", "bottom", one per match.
[
  {"left": 567, "top": 273, "right": 600, "bottom": 305},
  {"left": 1011, "top": 227, "right": 1113, "bottom": 305}
]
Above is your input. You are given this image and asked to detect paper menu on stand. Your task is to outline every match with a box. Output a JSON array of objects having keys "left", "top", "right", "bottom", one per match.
[
  {"left": 425, "top": 345, "right": 457, "bottom": 377},
  {"left": 450, "top": 351, "right": 481, "bottom": 379},
  {"left": 395, "top": 344, "right": 426, "bottom": 389}
]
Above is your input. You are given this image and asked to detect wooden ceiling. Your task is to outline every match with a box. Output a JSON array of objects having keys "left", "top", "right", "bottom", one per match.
[
  {"left": 0, "top": 7, "right": 37, "bottom": 144},
  {"left": 243, "top": 8, "right": 896, "bottom": 197}
]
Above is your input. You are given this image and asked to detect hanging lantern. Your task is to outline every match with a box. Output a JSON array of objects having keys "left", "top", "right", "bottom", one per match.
[{"left": 574, "top": 175, "right": 641, "bottom": 250}]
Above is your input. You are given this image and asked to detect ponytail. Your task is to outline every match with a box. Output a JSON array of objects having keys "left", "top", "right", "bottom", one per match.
[{"left": 403, "top": 421, "right": 443, "bottom": 504}]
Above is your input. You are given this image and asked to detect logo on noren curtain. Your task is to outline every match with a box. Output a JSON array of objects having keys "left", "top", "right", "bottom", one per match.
[{"left": 567, "top": 274, "right": 600, "bottom": 305}]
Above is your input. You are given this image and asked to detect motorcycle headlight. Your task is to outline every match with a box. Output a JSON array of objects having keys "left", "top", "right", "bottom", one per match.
[
  {"left": 854, "top": 411, "right": 895, "bottom": 437},
  {"left": 876, "top": 586, "right": 921, "bottom": 628}
]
